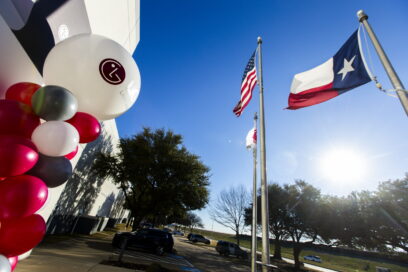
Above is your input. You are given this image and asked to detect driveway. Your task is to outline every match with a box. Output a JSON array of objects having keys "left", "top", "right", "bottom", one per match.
[{"left": 173, "top": 236, "right": 249, "bottom": 272}]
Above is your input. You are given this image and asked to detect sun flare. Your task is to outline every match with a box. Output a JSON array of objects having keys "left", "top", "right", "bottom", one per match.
[{"left": 318, "top": 148, "right": 366, "bottom": 183}]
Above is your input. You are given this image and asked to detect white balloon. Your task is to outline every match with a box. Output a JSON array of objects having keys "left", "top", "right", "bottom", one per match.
[
  {"left": 0, "top": 255, "right": 11, "bottom": 272},
  {"left": 43, "top": 34, "right": 141, "bottom": 120},
  {"left": 31, "top": 121, "right": 79, "bottom": 157}
]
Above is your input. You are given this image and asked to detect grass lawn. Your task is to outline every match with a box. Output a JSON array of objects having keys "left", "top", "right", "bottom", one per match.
[{"left": 191, "top": 229, "right": 408, "bottom": 272}]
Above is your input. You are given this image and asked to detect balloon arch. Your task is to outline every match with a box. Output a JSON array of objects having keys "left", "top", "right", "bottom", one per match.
[{"left": 0, "top": 33, "right": 140, "bottom": 272}]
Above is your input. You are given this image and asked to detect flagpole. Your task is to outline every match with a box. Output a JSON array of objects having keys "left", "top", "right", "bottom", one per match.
[
  {"left": 357, "top": 10, "right": 408, "bottom": 116},
  {"left": 251, "top": 112, "right": 258, "bottom": 272},
  {"left": 257, "top": 36, "right": 271, "bottom": 271}
]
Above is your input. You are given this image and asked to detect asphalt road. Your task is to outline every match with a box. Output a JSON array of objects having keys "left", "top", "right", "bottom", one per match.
[{"left": 174, "top": 236, "right": 250, "bottom": 272}]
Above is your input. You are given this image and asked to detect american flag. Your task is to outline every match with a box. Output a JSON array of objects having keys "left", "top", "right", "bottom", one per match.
[{"left": 233, "top": 51, "right": 258, "bottom": 116}]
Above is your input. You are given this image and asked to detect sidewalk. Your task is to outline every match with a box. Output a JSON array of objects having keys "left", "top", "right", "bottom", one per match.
[{"left": 15, "top": 232, "right": 135, "bottom": 272}]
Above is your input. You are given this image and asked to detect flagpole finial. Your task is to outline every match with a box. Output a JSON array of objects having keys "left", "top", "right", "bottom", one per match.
[
  {"left": 257, "top": 37, "right": 262, "bottom": 44},
  {"left": 357, "top": 10, "right": 368, "bottom": 22}
]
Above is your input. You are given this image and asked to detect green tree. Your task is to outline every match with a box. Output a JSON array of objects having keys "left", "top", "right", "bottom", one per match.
[
  {"left": 172, "top": 211, "right": 203, "bottom": 233},
  {"left": 283, "top": 180, "right": 323, "bottom": 270},
  {"left": 340, "top": 178, "right": 408, "bottom": 253},
  {"left": 373, "top": 177, "right": 408, "bottom": 252},
  {"left": 325, "top": 178, "right": 408, "bottom": 253},
  {"left": 92, "top": 128, "right": 210, "bottom": 230},
  {"left": 244, "top": 183, "right": 289, "bottom": 260},
  {"left": 186, "top": 212, "right": 204, "bottom": 232}
]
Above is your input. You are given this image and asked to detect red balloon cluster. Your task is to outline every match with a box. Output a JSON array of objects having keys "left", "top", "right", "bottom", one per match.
[{"left": 0, "top": 82, "right": 102, "bottom": 270}]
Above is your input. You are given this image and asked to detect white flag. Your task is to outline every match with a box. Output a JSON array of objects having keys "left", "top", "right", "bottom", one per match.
[{"left": 246, "top": 128, "right": 257, "bottom": 149}]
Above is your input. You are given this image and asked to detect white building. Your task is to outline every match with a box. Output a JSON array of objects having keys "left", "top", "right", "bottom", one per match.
[{"left": 0, "top": 0, "right": 140, "bottom": 234}]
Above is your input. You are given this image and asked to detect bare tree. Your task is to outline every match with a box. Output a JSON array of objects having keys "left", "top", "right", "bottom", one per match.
[
  {"left": 188, "top": 212, "right": 204, "bottom": 232},
  {"left": 210, "top": 185, "right": 249, "bottom": 245}
]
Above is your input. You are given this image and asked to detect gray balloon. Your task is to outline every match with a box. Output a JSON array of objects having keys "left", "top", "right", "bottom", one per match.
[
  {"left": 27, "top": 154, "right": 72, "bottom": 188},
  {"left": 31, "top": 85, "right": 78, "bottom": 121},
  {"left": 0, "top": 255, "right": 10, "bottom": 272}
]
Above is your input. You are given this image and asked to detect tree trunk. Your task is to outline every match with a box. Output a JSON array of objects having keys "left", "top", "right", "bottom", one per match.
[
  {"left": 293, "top": 245, "right": 301, "bottom": 270},
  {"left": 236, "top": 230, "right": 240, "bottom": 246},
  {"left": 132, "top": 215, "right": 143, "bottom": 231},
  {"left": 125, "top": 210, "right": 134, "bottom": 228},
  {"left": 273, "top": 236, "right": 282, "bottom": 260},
  {"left": 126, "top": 217, "right": 132, "bottom": 228}
]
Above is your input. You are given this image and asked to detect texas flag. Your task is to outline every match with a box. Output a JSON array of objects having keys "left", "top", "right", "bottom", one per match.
[
  {"left": 288, "top": 30, "right": 371, "bottom": 109},
  {"left": 245, "top": 127, "right": 257, "bottom": 149}
]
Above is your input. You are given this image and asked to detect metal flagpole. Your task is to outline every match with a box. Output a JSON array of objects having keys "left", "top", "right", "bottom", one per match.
[
  {"left": 257, "top": 36, "right": 271, "bottom": 271},
  {"left": 357, "top": 10, "right": 408, "bottom": 116},
  {"left": 251, "top": 112, "right": 258, "bottom": 272}
]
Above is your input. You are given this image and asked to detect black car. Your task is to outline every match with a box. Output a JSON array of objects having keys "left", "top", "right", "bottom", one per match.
[
  {"left": 215, "top": 240, "right": 248, "bottom": 259},
  {"left": 112, "top": 229, "right": 174, "bottom": 255},
  {"left": 189, "top": 234, "right": 210, "bottom": 244}
]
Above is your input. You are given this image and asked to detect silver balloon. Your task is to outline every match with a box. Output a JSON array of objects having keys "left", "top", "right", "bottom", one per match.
[
  {"left": 0, "top": 255, "right": 11, "bottom": 272},
  {"left": 31, "top": 85, "right": 78, "bottom": 121}
]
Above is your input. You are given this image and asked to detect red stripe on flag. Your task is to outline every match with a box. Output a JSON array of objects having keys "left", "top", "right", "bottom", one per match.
[
  {"left": 240, "top": 69, "right": 257, "bottom": 94},
  {"left": 287, "top": 82, "right": 338, "bottom": 110},
  {"left": 240, "top": 79, "right": 257, "bottom": 110},
  {"left": 234, "top": 72, "right": 257, "bottom": 116},
  {"left": 240, "top": 75, "right": 257, "bottom": 104}
]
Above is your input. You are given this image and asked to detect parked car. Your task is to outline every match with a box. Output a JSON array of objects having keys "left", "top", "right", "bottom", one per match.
[
  {"left": 303, "top": 255, "right": 322, "bottom": 263},
  {"left": 189, "top": 234, "right": 210, "bottom": 244},
  {"left": 162, "top": 227, "right": 172, "bottom": 233},
  {"left": 112, "top": 229, "right": 174, "bottom": 255},
  {"left": 172, "top": 230, "right": 184, "bottom": 236},
  {"left": 140, "top": 222, "right": 153, "bottom": 229},
  {"left": 215, "top": 240, "right": 248, "bottom": 259}
]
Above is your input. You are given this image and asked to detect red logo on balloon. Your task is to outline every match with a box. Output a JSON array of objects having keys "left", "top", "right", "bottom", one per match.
[{"left": 99, "top": 58, "right": 126, "bottom": 85}]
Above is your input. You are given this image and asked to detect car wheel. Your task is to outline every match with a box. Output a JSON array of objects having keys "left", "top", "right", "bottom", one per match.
[
  {"left": 192, "top": 239, "right": 197, "bottom": 243},
  {"left": 155, "top": 246, "right": 164, "bottom": 256},
  {"left": 224, "top": 251, "right": 229, "bottom": 257}
]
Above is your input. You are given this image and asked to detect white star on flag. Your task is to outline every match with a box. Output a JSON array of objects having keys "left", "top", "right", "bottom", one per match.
[{"left": 337, "top": 55, "right": 356, "bottom": 80}]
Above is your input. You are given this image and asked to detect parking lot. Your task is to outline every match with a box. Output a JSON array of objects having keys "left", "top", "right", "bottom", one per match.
[
  {"left": 173, "top": 236, "right": 250, "bottom": 272},
  {"left": 113, "top": 246, "right": 196, "bottom": 270}
]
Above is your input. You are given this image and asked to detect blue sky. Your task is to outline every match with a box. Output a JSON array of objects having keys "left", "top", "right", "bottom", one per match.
[{"left": 116, "top": 0, "right": 408, "bottom": 232}]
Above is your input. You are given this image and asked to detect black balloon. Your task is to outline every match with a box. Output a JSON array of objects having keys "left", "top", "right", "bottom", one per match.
[
  {"left": 31, "top": 85, "right": 78, "bottom": 121},
  {"left": 26, "top": 154, "right": 72, "bottom": 188}
]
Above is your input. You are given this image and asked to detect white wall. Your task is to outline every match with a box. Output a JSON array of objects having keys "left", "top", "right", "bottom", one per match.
[
  {"left": 38, "top": 119, "right": 123, "bottom": 222},
  {"left": 0, "top": 0, "right": 140, "bottom": 224}
]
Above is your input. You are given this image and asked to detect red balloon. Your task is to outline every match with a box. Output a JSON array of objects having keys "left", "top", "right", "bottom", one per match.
[
  {"left": 0, "top": 214, "right": 45, "bottom": 256},
  {"left": 7, "top": 256, "right": 18, "bottom": 271},
  {"left": 0, "top": 135, "right": 38, "bottom": 151},
  {"left": 0, "top": 175, "right": 48, "bottom": 220},
  {"left": 0, "top": 100, "right": 40, "bottom": 138},
  {"left": 66, "top": 112, "right": 101, "bottom": 143},
  {"left": 64, "top": 145, "right": 79, "bottom": 160},
  {"left": 0, "top": 143, "right": 38, "bottom": 177},
  {"left": 6, "top": 82, "right": 41, "bottom": 105}
]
